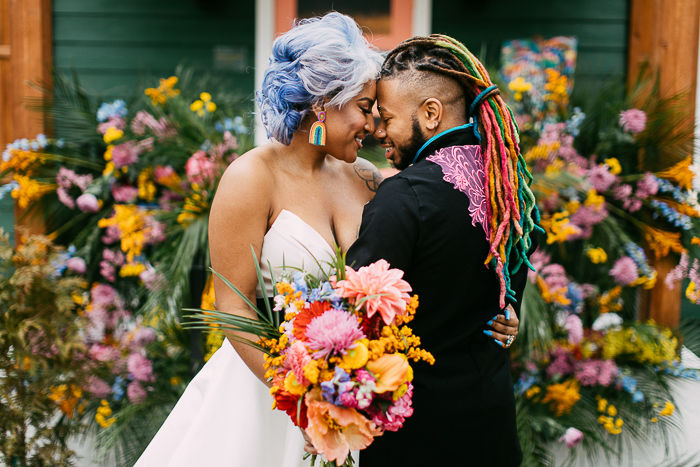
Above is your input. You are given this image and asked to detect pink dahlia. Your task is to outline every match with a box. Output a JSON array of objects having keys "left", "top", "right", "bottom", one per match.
[
  {"left": 619, "top": 109, "right": 647, "bottom": 135},
  {"left": 586, "top": 164, "right": 618, "bottom": 192},
  {"left": 368, "top": 382, "right": 414, "bottom": 432},
  {"left": 564, "top": 314, "right": 584, "bottom": 345},
  {"left": 127, "top": 380, "right": 148, "bottom": 404},
  {"left": 77, "top": 193, "right": 100, "bottom": 213},
  {"left": 286, "top": 340, "right": 312, "bottom": 386},
  {"left": 111, "top": 142, "right": 140, "bottom": 168},
  {"left": 66, "top": 257, "right": 87, "bottom": 275},
  {"left": 305, "top": 309, "right": 365, "bottom": 359},
  {"left": 127, "top": 353, "right": 155, "bottom": 382},
  {"left": 609, "top": 256, "right": 639, "bottom": 286},
  {"left": 559, "top": 427, "right": 583, "bottom": 448},
  {"left": 185, "top": 150, "right": 216, "bottom": 186},
  {"left": 111, "top": 184, "right": 139, "bottom": 203},
  {"left": 335, "top": 259, "right": 412, "bottom": 325}
]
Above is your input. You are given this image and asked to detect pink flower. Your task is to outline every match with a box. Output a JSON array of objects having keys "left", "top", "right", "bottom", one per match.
[
  {"left": 66, "top": 257, "right": 87, "bottom": 274},
  {"left": 87, "top": 375, "right": 112, "bottom": 398},
  {"left": 100, "top": 261, "right": 116, "bottom": 282},
  {"left": 139, "top": 265, "right": 165, "bottom": 291},
  {"left": 101, "top": 224, "right": 121, "bottom": 244},
  {"left": 619, "top": 109, "right": 647, "bottom": 134},
  {"left": 613, "top": 184, "right": 632, "bottom": 201},
  {"left": 287, "top": 340, "right": 312, "bottom": 386},
  {"left": 565, "top": 314, "right": 584, "bottom": 345},
  {"left": 597, "top": 359, "right": 619, "bottom": 386},
  {"left": 77, "top": 193, "right": 100, "bottom": 213},
  {"left": 547, "top": 347, "right": 575, "bottom": 379},
  {"left": 130, "top": 326, "right": 157, "bottom": 348},
  {"left": 111, "top": 184, "right": 139, "bottom": 203},
  {"left": 185, "top": 150, "right": 216, "bottom": 185},
  {"left": 335, "top": 259, "right": 412, "bottom": 325},
  {"left": 528, "top": 249, "right": 551, "bottom": 283},
  {"left": 57, "top": 188, "right": 75, "bottom": 209},
  {"left": 636, "top": 172, "right": 658, "bottom": 199},
  {"left": 367, "top": 383, "right": 414, "bottom": 431},
  {"left": 609, "top": 256, "right": 639, "bottom": 286},
  {"left": 559, "top": 427, "right": 583, "bottom": 448},
  {"left": 127, "top": 380, "right": 148, "bottom": 404},
  {"left": 575, "top": 359, "right": 619, "bottom": 386},
  {"left": 131, "top": 111, "right": 176, "bottom": 138},
  {"left": 586, "top": 164, "right": 618, "bottom": 192},
  {"left": 98, "top": 116, "right": 126, "bottom": 135},
  {"left": 88, "top": 344, "right": 121, "bottom": 362},
  {"left": 305, "top": 309, "right": 365, "bottom": 359},
  {"left": 91, "top": 283, "right": 119, "bottom": 308},
  {"left": 111, "top": 142, "right": 140, "bottom": 168},
  {"left": 666, "top": 251, "right": 689, "bottom": 289},
  {"left": 127, "top": 353, "right": 155, "bottom": 382}
]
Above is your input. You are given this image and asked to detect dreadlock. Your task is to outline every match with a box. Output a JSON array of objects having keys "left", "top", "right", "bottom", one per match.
[{"left": 382, "top": 35, "right": 543, "bottom": 308}]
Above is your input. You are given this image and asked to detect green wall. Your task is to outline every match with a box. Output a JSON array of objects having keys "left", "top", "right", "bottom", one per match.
[
  {"left": 53, "top": 0, "right": 256, "bottom": 97},
  {"left": 432, "top": 0, "right": 628, "bottom": 93}
]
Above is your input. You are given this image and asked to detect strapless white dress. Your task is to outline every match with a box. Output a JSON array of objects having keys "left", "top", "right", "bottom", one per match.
[{"left": 135, "top": 210, "right": 338, "bottom": 467}]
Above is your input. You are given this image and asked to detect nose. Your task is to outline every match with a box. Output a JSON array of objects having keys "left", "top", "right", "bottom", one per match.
[
  {"left": 374, "top": 121, "right": 386, "bottom": 140},
  {"left": 364, "top": 113, "right": 375, "bottom": 135}
]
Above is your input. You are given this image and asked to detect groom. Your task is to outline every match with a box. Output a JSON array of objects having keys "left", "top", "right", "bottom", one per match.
[{"left": 345, "top": 36, "right": 540, "bottom": 466}]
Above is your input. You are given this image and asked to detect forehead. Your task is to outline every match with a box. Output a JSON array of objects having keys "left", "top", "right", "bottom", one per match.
[
  {"left": 355, "top": 80, "right": 377, "bottom": 100},
  {"left": 376, "top": 78, "right": 409, "bottom": 112}
]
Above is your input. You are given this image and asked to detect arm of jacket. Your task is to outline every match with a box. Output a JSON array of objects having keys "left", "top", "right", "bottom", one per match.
[{"left": 346, "top": 176, "right": 421, "bottom": 272}]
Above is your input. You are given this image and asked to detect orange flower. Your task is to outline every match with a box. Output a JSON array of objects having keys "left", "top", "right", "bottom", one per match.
[
  {"left": 293, "top": 301, "right": 331, "bottom": 341},
  {"left": 642, "top": 225, "right": 684, "bottom": 259},
  {"left": 365, "top": 353, "right": 409, "bottom": 393},
  {"left": 305, "top": 388, "right": 382, "bottom": 464}
]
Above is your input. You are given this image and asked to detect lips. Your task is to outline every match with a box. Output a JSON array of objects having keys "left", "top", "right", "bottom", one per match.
[
  {"left": 355, "top": 137, "right": 363, "bottom": 149},
  {"left": 382, "top": 143, "right": 395, "bottom": 161}
]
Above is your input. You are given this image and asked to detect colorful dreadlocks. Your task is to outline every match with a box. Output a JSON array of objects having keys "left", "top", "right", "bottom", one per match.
[{"left": 381, "top": 34, "right": 543, "bottom": 307}]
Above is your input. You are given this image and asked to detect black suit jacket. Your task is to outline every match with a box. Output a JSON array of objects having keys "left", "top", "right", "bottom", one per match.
[{"left": 346, "top": 126, "right": 537, "bottom": 466}]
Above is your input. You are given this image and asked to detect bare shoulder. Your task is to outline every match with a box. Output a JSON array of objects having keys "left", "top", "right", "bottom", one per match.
[
  {"left": 211, "top": 146, "right": 274, "bottom": 221},
  {"left": 348, "top": 157, "right": 384, "bottom": 196}
]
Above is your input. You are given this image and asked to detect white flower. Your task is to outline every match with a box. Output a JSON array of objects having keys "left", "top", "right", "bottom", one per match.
[{"left": 592, "top": 312, "right": 623, "bottom": 331}]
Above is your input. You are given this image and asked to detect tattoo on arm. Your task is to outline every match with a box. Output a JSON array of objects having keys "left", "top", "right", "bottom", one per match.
[{"left": 353, "top": 162, "right": 384, "bottom": 193}]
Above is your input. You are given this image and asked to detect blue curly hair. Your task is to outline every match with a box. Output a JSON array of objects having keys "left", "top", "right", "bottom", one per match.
[{"left": 256, "top": 12, "right": 383, "bottom": 145}]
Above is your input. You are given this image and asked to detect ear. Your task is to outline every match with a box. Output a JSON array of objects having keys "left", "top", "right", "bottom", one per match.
[{"left": 421, "top": 98, "right": 443, "bottom": 131}]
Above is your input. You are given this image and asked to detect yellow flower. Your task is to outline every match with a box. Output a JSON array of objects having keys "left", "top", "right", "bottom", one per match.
[
  {"left": 97, "top": 204, "right": 159, "bottom": 262},
  {"left": 597, "top": 398, "right": 608, "bottom": 412},
  {"left": 642, "top": 225, "right": 684, "bottom": 260},
  {"left": 170, "top": 376, "right": 182, "bottom": 386},
  {"left": 0, "top": 147, "right": 45, "bottom": 174},
  {"left": 392, "top": 383, "right": 408, "bottom": 401},
  {"left": 190, "top": 100, "right": 204, "bottom": 112},
  {"left": 543, "top": 69, "right": 569, "bottom": 107},
  {"left": 565, "top": 199, "right": 581, "bottom": 214},
  {"left": 656, "top": 157, "right": 694, "bottom": 190},
  {"left": 104, "top": 145, "right": 114, "bottom": 161},
  {"left": 525, "top": 386, "right": 541, "bottom": 399},
  {"left": 103, "top": 127, "right": 124, "bottom": 144},
  {"left": 659, "top": 401, "right": 675, "bottom": 417},
  {"left": 607, "top": 405, "right": 617, "bottom": 416},
  {"left": 206, "top": 101, "right": 217, "bottom": 112},
  {"left": 587, "top": 247, "right": 608, "bottom": 264},
  {"left": 191, "top": 92, "right": 216, "bottom": 116},
  {"left": 95, "top": 400, "right": 116, "bottom": 428},
  {"left": 200, "top": 92, "right": 212, "bottom": 102},
  {"left": 541, "top": 379, "right": 581, "bottom": 416},
  {"left": 686, "top": 282, "right": 698, "bottom": 304},
  {"left": 341, "top": 342, "right": 369, "bottom": 370},
  {"left": 303, "top": 360, "right": 320, "bottom": 385},
  {"left": 651, "top": 417, "right": 658, "bottom": 423},
  {"left": 524, "top": 142, "right": 561, "bottom": 162},
  {"left": 508, "top": 77, "right": 533, "bottom": 94},
  {"left": 604, "top": 158, "right": 622, "bottom": 175},
  {"left": 284, "top": 372, "right": 307, "bottom": 396},
  {"left": 103, "top": 161, "right": 115, "bottom": 177},
  {"left": 145, "top": 76, "right": 180, "bottom": 106},
  {"left": 138, "top": 167, "right": 157, "bottom": 201},
  {"left": 119, "top": 262, "right": 146, "bottom": 277},
  {"left": 540, "top": 210, "right": 579, "bottom": 244},
  {"left": 585, "top": 189, "right": 605, "bottom": 208},
  {"left": 11, "top": 174, "right": 56, "bottom": 208}
]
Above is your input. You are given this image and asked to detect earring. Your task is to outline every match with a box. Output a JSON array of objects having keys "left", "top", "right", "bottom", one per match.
[{"left": 309, "top": 111, "right": 326, "bottom": 146}]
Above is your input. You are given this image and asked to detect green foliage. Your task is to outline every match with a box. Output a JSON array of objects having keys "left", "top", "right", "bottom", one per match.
[{"left": 0, "top": 230, "right": 91, "bottom": 467}]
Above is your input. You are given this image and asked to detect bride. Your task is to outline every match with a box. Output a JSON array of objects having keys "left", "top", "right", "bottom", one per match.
[{"left": 136, "top": 12, "right": 517, "bottom": 466}]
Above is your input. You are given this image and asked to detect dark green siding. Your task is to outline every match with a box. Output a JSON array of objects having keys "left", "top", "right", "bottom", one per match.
[
  {"left": 0, "top": 195, "right": 13, "bottom": 245},
  {"left": 432, "top": 0, "right": 628, "bottom": 92},
  {"left": 53, "top": 0, "right": 256, "bottom": 97}
]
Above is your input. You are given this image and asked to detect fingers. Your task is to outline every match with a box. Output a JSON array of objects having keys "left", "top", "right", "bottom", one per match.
[
  {"left": 487, "top": 319, "right": 518, "bottom": 337},
  {"left": 483, "top": 329, "right": 511, "bottom": 347},
  {"left": 300, "top": 428, "right": 318, "bottom": 455}
]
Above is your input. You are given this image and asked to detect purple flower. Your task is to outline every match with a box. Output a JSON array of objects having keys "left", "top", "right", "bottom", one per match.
[
  {"left": 87, "top": 375, "right": 113, "bottom": 398},
  {"left": 76, "top": 193, "right": 100, "bottom": 213},
  {"left": 66, "top": 257, "right": 87, "bottom": 274},
  {"left": 565, "top": 314, "right": 584, "bottom": 345},
  {"left": 127, "top": 353, "right": 155, "bottom": 382},
  {"left": 127, "top": 380, "right": 148, "bottom": 404},
  {"left": 546, "top": 347, "right": 575, "bottom": 379},
  {"left": 305, "top": 309, "right": 365, "bottom": 359},
  {"left": 559, "top": 427, "right": 583, "bottom": 448},
  {"left": 619, "top": 109, "right": 647, "bottom": 134},
  {"left": 609, "top": 256, "right": 639, "bottom": 286}
]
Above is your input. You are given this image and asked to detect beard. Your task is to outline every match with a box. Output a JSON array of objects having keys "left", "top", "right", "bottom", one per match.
[{"left": 392, "top": 116, "right": 428, "bottom": 171}]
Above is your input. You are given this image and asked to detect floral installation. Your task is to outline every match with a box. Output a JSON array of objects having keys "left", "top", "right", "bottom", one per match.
[
  {"left": 501, "top": 45, "right": 700, "bottom": 465},
  {"left": 0, "top": 68, "right": 253, "bottom": 463},
  {"left": 187, "top": 252, "right": 434, "bottom": 467}
]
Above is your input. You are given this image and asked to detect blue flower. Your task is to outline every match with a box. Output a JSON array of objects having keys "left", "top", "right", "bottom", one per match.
[
  {"left": 112, "top": 376, "right": 125, "bottom": 401},
  {"left": 36, "top": 133, "right": 48, "bottom": 148},
  {"left": 633, "top": 390, "right": 645, "bottom": 403},
  {"left": 97, "top": 99, "right": 128, "bottom": 122},
  {"left": 621, "top": 375, "right": 637, "bottom": 394},
  {"left": 292, "top": 271, "right": 309, "bottom": 298}
]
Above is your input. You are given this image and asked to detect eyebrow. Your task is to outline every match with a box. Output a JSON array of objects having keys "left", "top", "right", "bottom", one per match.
[{"left": 377, "top": 105, "right": 391, "bottom": 114}]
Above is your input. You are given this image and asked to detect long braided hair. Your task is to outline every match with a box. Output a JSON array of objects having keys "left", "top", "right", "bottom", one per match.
[{"left": 382, "top": 35, "right": 542, "bottom": 307}]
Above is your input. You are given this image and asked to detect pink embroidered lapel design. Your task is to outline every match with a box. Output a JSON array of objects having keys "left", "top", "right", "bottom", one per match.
[{"left": 427, "top": 145, "right": 490, "bottom": 236}]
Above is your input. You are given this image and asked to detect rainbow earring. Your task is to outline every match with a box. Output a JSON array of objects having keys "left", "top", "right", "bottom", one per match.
[{"left": 309, "top": 111, "right": 326, "bottom": 146}]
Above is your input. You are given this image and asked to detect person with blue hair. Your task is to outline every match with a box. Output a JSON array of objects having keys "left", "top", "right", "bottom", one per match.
[{"left": 136, "top": 12, "right": 516, "bottom": 466}]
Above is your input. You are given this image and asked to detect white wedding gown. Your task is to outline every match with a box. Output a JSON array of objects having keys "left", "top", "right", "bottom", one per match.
[{"left": 136, "top": 210, "right": 342, "bottom": 467}]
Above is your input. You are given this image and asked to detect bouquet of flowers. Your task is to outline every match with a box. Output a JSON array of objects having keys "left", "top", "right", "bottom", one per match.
[{"left": 187, "top": 250, "right": 434, "bottom": 467}]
